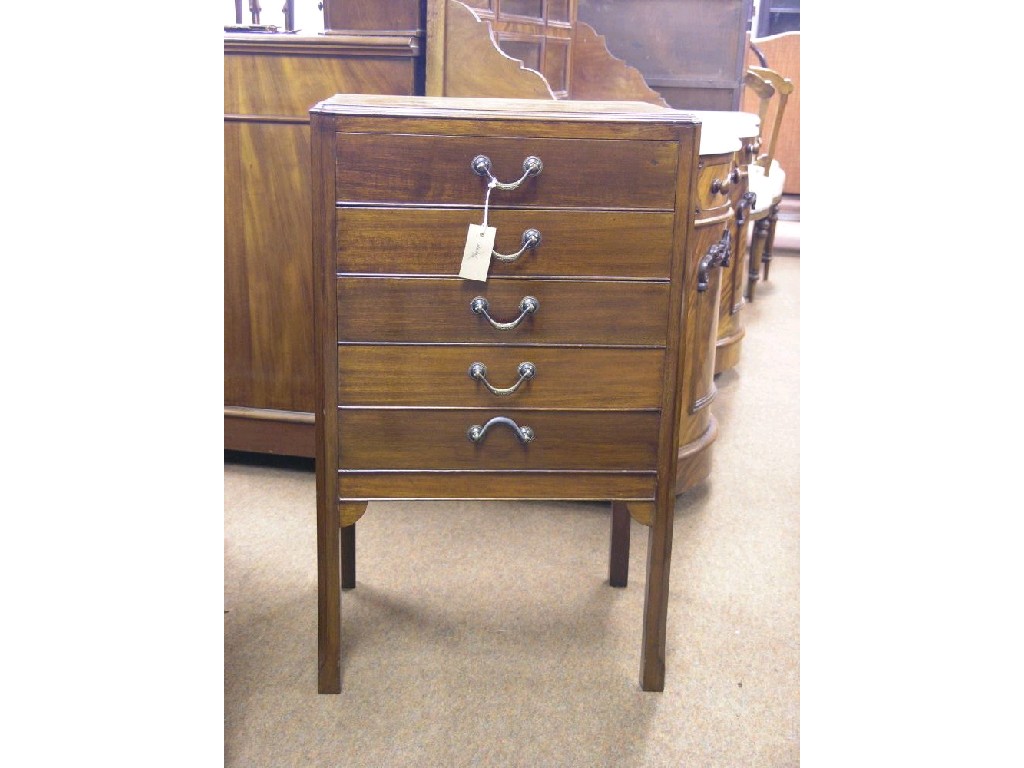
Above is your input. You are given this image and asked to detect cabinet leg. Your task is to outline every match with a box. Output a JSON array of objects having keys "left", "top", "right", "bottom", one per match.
[
  {"left": 747, "top": 216, "right": 769, "bottom": 302},
  {"left": 317, "top": 516, "right": 341, "bottom": 693},
  {"left": 639, "top": 497, "right": 673, "bottom": 691},
  {"left": 341, "top": 523, "right": 356, "bottom": 590},
  {"left": 609, "top": 501, "right": 631, "bottom": 588},
  {"left": 762, "top": 202, "right": 780, "bottom": 282}
]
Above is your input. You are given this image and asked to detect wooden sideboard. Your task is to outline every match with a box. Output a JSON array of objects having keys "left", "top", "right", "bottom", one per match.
[
  {"left": 312, "top": 94, "right": 702, "bottom": 692},
  {"left": 224, "top": 32, "right": 421, "bottom": 456},
  {"left": 691, "top": 110, "right": 759, "bottom": 375}
]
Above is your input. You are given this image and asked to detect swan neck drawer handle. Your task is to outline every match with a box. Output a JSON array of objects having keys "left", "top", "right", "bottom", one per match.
[
  {"left": 471, "top": 154, "right": 543, "bottom": 191},
  {"left": 470, "top": 295, "right": 539, "bottom": 331},
  {"left": 466, "top": 416, "right": 535, "bottom": 445},
  {"left": 492, "top": 228, "right": 542, "bottom": 263},
  {"left": 468, "top": 361, "right": 537, "bottom": 396}
]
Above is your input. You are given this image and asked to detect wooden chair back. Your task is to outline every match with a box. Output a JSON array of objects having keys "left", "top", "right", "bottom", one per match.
[
  {"left": 743, "top": 65, "right": 793, "bottom": 178},
  {"left": 743, "top": 31, "right": 799, "bottom": 193}
]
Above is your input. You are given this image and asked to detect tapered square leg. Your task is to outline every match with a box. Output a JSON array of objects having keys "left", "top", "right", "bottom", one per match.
[
  {"left": 609, "top": 501, "right": 631, "bottom": 588},
  {"left": 317, "top": 523, "right": 341, "bottom": 693},
  {"left": 639, "top": 497, "right": 673, "bottom": 692},
  {"left": 341, "top": 523, "right": 356, "bottom": 590}
]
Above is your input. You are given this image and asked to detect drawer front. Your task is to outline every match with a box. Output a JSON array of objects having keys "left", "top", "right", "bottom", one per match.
[
  {"left": 335, "top": 132, "right": 679, "bottom": 209},
  {"left": 338, "top": 409, "right": 660, "bottom": 471},
  {"left": 337, "top": 278, "right": 670, "bottom": 346},
  {"left": 695, "top": 152, "right": 736, "bottom": 214},
  {"left": 338, "top": 345, "right": 665, "bottom": 408},
  {"left": 337, "top": 208, "right": 675, "bottom": 279},
  {"left": 337, "top": 470, "right": 657, "bottom": 501}
]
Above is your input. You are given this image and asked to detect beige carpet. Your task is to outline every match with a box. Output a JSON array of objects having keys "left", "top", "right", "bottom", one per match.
[{"left": 225, "top": 250, "right": 799, "bottom": 766}]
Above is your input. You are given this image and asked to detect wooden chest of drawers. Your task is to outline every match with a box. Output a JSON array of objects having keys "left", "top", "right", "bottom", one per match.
[{"left": 310, "top": 95, "right": 702, "bottom": 692}]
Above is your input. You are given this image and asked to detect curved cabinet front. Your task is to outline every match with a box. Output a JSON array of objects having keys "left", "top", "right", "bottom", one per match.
[
  {"left": 674, "top": 150, "right": 734, "bottom": 494},
  {"left": 714, "top": 133, "right": 757, "bottom": 375}
]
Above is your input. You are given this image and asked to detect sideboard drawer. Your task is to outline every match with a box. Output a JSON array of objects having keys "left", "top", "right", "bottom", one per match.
[
  {"left": 336, "top": 277, "right": 671, "bottom": 345},
  {"left": 337, "top": 470, "right": 658, "bottom": 501},
  {"left": 338, "top": 409, "right": 661, "bottom": 471},
  {"left": 335, "top": 132, "right": 679, "bottom": 209},
  {"left": 338, "top": 345, "right": 665, "bottom": 408},
  {"left": 337, "top": 208, "right": 676, "bottom": 279},
  {"left": 695, "top": 152, "right": 737, "bottom": 214}
]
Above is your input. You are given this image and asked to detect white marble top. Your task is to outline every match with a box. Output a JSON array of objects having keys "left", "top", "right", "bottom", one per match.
[
  {"left": 698, "top": 130, "right": 741, "bottom": 155},
  {"left": 691, "top": 110, "right": 760, "bottom": 155}
]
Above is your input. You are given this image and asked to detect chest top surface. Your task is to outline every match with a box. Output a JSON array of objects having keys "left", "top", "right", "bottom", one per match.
[{"left": 312, "top": 93, "right": 698, "bottom": 122}]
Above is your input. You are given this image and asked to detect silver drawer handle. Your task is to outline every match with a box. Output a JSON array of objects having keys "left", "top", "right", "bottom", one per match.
[
  {"left": 468, "top": 361, "right": 536, "bottom": 396},
  {"left": 492, "top": 228, "right": 541, "bottom": 263},
  {"left": 697, "top": 229, "right": 732, "bottom": 292},
  {"left": 467, "top": 416, "right": 535, "bottom": 445},
  {"left": 470, "top": 295, "right": 539, "bottom": 331},
  {"left": 471, "top": 154, "right": 543, "bottom": 191}
]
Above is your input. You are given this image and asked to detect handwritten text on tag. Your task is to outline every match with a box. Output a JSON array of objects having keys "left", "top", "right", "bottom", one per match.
[{"left": 459, "top": 223, "right": 496, "bottom": 281}]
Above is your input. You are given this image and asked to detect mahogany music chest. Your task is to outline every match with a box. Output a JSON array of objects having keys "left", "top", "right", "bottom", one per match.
[{"left": 310, "top": 94, "right": 702, "bottom": 692}]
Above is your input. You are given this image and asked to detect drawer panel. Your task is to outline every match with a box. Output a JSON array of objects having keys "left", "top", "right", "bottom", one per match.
[
  {"left": 335, "top": 132, "right": 678, "bottom": 209},
  {"left": 337, "top": 470, "right": 657, "bottom": 501},
  {"left": 338, "top": 345, "right": 665, "bottom": 408},
  {"left": 338, "top": 409, "right": 660, "bottom": 471},
  {"left": 337, "top": 278, "right": 670, "bottom": 345},
  {"left": 337, "top": 208, "right": 675, "bottom": 279}
]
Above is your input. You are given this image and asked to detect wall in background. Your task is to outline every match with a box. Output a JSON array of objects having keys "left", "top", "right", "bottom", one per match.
[{"left": 227, "top": 0, "right": 325, "bottom": 32}]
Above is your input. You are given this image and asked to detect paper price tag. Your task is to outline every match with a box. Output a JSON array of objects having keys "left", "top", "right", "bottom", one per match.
[{"left": 459, "top": 223, "right": 496, "bottom": 282}]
